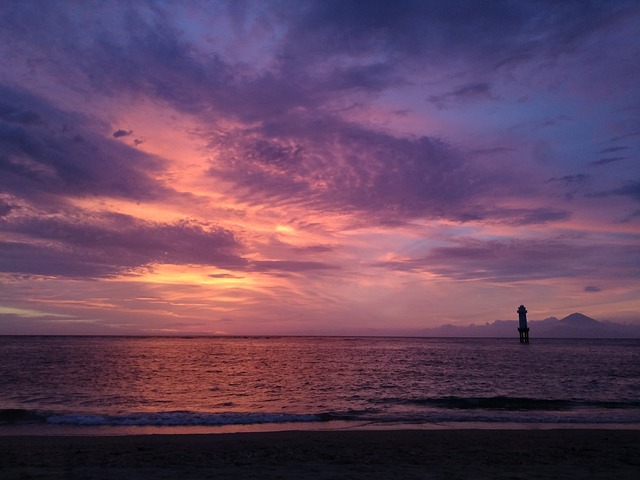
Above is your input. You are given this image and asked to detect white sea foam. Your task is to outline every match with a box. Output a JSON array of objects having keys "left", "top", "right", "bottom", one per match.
[{"left": 46, "top": 411, "right": 323, "bottom": 426}]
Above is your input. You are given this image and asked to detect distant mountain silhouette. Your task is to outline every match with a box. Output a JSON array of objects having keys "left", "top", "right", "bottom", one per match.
[
  {"left": 558, "top": 312, "right": 600, "bottom": 327},
  {"left": 421, "top": 312, "right": 640, "bottom": 338}
]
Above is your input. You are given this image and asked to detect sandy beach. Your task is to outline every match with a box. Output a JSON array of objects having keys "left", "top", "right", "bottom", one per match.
[{"left": 1, "top": 429, "right": 639, "bottom": 479}]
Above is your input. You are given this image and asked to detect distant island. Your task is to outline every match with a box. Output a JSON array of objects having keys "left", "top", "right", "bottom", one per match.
[{"left": 422, "top": 313, "right": 640, "bottom": 338}]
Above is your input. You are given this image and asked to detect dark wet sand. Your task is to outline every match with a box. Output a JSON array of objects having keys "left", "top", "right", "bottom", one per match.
[{"left": 2, "top": 429, "right": 639, "bottom": 479}]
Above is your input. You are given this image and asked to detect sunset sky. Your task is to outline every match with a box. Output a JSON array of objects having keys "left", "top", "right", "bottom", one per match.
[{"left": 1, "top": 1, "right": 639, "bottom": 335}]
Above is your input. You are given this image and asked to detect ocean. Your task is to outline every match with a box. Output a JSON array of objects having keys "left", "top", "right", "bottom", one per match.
[{"left": 0, "top": 336, "right": 638, "bottom": 433}]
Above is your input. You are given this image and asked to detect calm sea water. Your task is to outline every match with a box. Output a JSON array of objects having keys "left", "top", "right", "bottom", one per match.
[{"left": 0, "top": 336, "right": 638, "bottom": 432}]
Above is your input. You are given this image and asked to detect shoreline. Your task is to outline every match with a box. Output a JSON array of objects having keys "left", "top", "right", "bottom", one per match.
[
  {"left": 2, "top": 419, "right": 639, "bottom": 437},
  {"left": 2, "top": 428, "right": 639, "bottom": 479}
]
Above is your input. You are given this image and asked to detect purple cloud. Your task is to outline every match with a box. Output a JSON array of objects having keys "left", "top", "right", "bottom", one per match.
[
  {"left": 611, "top": 181, "right": 640, "bottom": 202},
  {"left": 377, "top": 238, "right": 640, "bottom": 282},
  {"left": 210, "top": 116, "right": 506, "bottom": 222},
  {"left": 248, "top": 260, "right": 338, "bottom": 273},
  {"left": 599, "top": 146, "right": 630, "bottom": 154},
  {"left": 0, "top": 86, "right": 169, "bottom": 203},
  {"left": 428, "top": 83, "right": 496, "bottom": 109},
  {"left": 0, "top": 199, "right": 14, "bottom": 217},
  {"left": 590, "top": 157, "right": 628, "bottom": 167},
  {"left": 481, "top": 207, "right": 571, "bottom": 226},
  {"left": 113, "top": 129, "right": 133, "bottom": 138},
  {"left": 1, "top": 1, "right": 634, "bottom": 227},
  {"left": 209, "top": 273, "right": 244, "bottom": 279},
  {"left": 0, "top": 212, "right": 244, "bottom": 278},
  {"left": 280, "top": 0, "right": 637, "bottom": 80}
]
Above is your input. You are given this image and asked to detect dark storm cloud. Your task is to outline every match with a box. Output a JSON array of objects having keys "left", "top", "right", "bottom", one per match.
[
  {"left": 376, "top": 238, "right": 640, "bottom": 282},
  {"left": 0, "top": 86, "right": 168, "bottom": 203},
  {"left": 0, "top": 212, "right": 245, "bottom": 278}
]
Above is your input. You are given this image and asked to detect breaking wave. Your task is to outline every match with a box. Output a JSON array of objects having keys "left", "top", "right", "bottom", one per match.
[
  {"left": 405, "top": 396, "right": 640, "bottom": 411},
  {"left": 3, "top": 396, "right": 639, "bottom": 428},
  {"left": 0, "top": 409, "right": 332, "bottom": 427}
]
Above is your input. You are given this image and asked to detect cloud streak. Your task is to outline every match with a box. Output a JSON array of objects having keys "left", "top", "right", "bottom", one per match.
[
  {"left": 377, "top": 237, "right": 640, "bottom": 283},
  {"left": 1, "top": 212, "right": 244, "bottom": 278}
]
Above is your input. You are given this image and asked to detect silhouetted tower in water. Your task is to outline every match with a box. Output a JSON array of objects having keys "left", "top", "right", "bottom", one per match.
[{"left": 517, "top": 305, "right": 530, "bottom": 344}]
